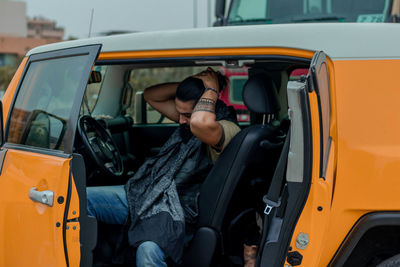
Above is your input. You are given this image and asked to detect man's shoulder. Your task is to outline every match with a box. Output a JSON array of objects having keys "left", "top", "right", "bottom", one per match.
[
  {"left": 218, "top": 120, "right": 240, "bottom": 151},
  {"left": 207, "top": 119, "right": 241, "bottom": 163},
  {"left": 218, "top": 119, "right": 241, "bottom": 135}
]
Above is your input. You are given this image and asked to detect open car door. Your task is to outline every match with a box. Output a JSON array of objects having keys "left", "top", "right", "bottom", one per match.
[
  {"left": 0, "top": 45, "right": 101, "bottom": 266},
  {"left": 257, "top": 51, "right": 333, "bottom": 266}
]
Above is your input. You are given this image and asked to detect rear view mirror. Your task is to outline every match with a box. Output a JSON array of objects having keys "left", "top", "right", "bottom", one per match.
[
  {"left": 0, "top": 101, "right": 4, "bottom": 147},
  {"left": 88, "top": 70, "right": 102, "bottom": 84}
]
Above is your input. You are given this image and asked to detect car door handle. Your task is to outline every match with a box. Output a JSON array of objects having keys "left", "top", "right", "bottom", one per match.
[{"left": 29, "top": 187, "right": 54, "bottom": 207}]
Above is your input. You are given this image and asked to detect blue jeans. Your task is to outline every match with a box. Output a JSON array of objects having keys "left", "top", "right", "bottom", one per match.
[{"left": 87, "top": 185, "right": 167, "bottom": 267}]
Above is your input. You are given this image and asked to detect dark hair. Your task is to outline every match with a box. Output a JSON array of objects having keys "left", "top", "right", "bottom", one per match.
[
  {"left": 216, "top": 71, "right": 228, "bottom": 93},
  {"left": 176, "top": 77, "right": 204, "bottom": 104},
  {"left": 176, "top": 71, "right": 228, "bottom": 105}
]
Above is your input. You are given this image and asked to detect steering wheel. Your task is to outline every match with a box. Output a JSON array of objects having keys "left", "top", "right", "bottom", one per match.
[{"left": 77, "top": 115, "right": 124, "bottom": 177}]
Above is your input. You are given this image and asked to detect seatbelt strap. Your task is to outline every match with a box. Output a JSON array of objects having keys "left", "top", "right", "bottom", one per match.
[
  {"left": 263, "top": 129, "right": 291, "bottom": 216},
  {"left": 256, "top": 130, "right": 291, "bottom": 266}
]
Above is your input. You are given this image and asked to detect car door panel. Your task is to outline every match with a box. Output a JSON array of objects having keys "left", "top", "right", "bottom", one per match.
[
  {"left": 0, "top": 149, "right": 71, "bottom": 266},
  {"left": 259, "top": 51, "right": 334, "bottom": 266},
  {"left": 0, "top": 45, "right": 101, "bottom": 266}
]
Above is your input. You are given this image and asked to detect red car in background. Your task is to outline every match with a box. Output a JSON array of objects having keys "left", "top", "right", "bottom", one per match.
[
  {"left": 219, "top": 67, "right": 309, "bottom": 122},
  {"left": 219, "top": 66, "right": 250, "bottom": 122}
]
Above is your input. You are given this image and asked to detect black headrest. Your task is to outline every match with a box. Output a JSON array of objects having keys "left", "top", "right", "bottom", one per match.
[{"left": 242, "top": 74, "right": 280, "bottom": 114}]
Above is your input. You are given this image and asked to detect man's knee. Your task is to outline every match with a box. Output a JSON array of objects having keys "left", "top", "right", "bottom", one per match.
[{"left": 136, "top": 241, "right": 166, "bottom": 267}]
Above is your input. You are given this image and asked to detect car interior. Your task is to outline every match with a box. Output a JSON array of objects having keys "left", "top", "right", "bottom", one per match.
[{"left": 74, "top": 57, "right": 310, "bottom": 266}]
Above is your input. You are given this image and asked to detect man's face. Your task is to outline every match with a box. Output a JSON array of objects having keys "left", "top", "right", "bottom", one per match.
[{"left": 175, "top": 98, "right": 195, "bottom": 125}]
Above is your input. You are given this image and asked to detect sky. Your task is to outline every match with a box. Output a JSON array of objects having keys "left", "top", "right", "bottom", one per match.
[{"left": 20, "top": 0, "right": 219, "bottom": 39}]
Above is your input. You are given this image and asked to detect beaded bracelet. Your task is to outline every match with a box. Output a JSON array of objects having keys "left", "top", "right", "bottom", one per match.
[{"left": 205, "top": 87, "right": 219, "bottom": 97}]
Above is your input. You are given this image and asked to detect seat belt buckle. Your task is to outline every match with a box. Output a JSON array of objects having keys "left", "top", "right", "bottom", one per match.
[{"left": 263, "top": 196, "right": 281, "bottom": 215}]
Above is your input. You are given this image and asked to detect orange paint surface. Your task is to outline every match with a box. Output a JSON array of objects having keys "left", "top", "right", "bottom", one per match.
[
  {"left": 0, "top": 149, "right": 71, "bottom": 266},
  {"left": 289, "top": 58, "right": 400, "bottom": 266}
]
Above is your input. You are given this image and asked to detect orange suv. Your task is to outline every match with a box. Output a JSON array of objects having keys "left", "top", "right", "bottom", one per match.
[{"left": 1, "top": 23, "right": 400, "bottom": 267}]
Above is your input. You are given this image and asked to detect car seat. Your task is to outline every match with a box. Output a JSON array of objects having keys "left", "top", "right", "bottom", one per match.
[{"left": 181, "top": 73, "right": 285, "bottom": 266}]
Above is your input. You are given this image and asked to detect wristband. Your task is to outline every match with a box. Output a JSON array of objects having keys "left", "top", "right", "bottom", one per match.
[{"left": 205, "top": 87, "right": 219, "bottom": 97}]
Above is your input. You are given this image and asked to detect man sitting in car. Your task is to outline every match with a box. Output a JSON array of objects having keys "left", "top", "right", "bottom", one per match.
[{"left": 87, "top": 67, "right": 240, "bottom": 266}]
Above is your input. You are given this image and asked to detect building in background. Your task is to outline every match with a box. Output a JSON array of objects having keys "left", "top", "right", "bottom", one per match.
[
  {"left": 0, "top": 0, "right": 64, "bottom": 67},
  {"left": 27, "top": 17, "right": 64, "bottom": 40}
]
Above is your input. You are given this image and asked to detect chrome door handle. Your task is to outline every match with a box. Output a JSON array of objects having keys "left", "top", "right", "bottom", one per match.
[{"left": 29, "top": 187, "right": 54, "bottom": 207}]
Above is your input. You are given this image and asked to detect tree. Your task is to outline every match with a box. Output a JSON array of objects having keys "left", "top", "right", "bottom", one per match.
[
  {"left": 0, "top": 65, "right": 17, "bottom": 92},
  {"left": 0, "top": 56, "right": 23, "bottom": 93}
]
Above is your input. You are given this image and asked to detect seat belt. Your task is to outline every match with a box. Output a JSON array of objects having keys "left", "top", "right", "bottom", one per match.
[
  {"left": 263, "top": 129, "right": 290, "bottom": 217},
  {"left": 256, "top": 128, "right": 291, "bottom": 264}
]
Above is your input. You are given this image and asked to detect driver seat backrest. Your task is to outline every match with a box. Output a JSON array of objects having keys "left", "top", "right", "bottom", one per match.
[{"left": 181, "top": 73, "right": 283, "bottom": 266}]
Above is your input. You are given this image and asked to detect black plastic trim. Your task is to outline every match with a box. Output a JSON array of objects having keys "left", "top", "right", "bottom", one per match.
[
  {"left": 309, "top": 51, "right": 331, "bottom": 179},
  {"left": 71, "top": 153, "right": 97, "bottom": 267},
  {"left": 28, "top": 44, "right": 103, "bottom": 58},
  {"left": 2, "top": 142, "right": 71, "bottom": 158},
  {"left": 321, "top": 136, "right": 332, "bottom": 181},
  {"left": 311, "top": 53, "right": 325, "bottom": 179},
  {"left": 0, "top": 101, "right": 4, "bottom": 147},
  {"left": 225, "top": 0, "right": 235, "bottom": 26},
  {"left": 329, "top": 212, "right": 400, "bottom": 267},
  {"left": 63, "top": 167, "right": 73, "bottom": 267},
  {"left": 0, "top": 148, "right": 7, "bottom": 175},
  {"left": 385, "top": 0, "right": 395, "bottom": 22}
]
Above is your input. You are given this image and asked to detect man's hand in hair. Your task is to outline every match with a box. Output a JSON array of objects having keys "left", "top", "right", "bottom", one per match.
[
  {"left": 190, "top": 67, "right": 224, "bottom": 149},
  {"left": 193, "top": 67, "right": 220, "bottom": 93}
]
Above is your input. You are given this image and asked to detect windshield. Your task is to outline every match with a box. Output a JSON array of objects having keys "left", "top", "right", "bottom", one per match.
[{"left": 227, "top": 0, "right": 390, "bottom": 25}]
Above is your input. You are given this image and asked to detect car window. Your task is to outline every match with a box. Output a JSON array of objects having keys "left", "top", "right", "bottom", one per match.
[
  {"left": 220, "top": 67, "right": 250, "bottom": 123},
  {"left": 229, "top": 76, "right": 247, "bottom": 104},
  {"left": 7, "top": 54, "right": 92, "bottom": 151},
  {"left": 315, "top": 60, "right": 331, "bottom": 177},
  {"left": 124, "top": 66, "right": 251, "bottom": 124},
  {"left": 126, "top": 66, "right": 205, "bottom": 124},
  {"left": 309, "top": 52, "right": 331, "bottom": 178},
  {"left": 228, "top": 0, "right": 389, "bottom": 24}
]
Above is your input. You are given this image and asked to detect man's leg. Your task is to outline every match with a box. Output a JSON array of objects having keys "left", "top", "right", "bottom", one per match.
[
  {"left": 136, "top": 241, "right": 167, "bottom": 267},
  {"left": 87, "top": 186, "right": 168, "bottom": 266},
  {"left": 87, "top": 185, "right": 129, "bottom": 224}
]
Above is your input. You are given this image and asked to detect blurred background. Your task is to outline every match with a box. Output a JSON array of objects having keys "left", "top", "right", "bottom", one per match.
[{"left": 0, "top": 0, "right": 221, "bottom": 95}]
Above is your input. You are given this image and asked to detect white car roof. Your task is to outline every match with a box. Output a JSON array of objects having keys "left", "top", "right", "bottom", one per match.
[{"left": 27, "top": 23, "right": 400, "bottom": 61}]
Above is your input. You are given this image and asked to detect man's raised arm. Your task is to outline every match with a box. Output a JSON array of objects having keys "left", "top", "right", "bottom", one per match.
[
  {"left": 143, "top": 82, "right": 180, "bottom": 123},
  {"left": 190, "top": 69, "right": 224, "bottom": 150}
]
